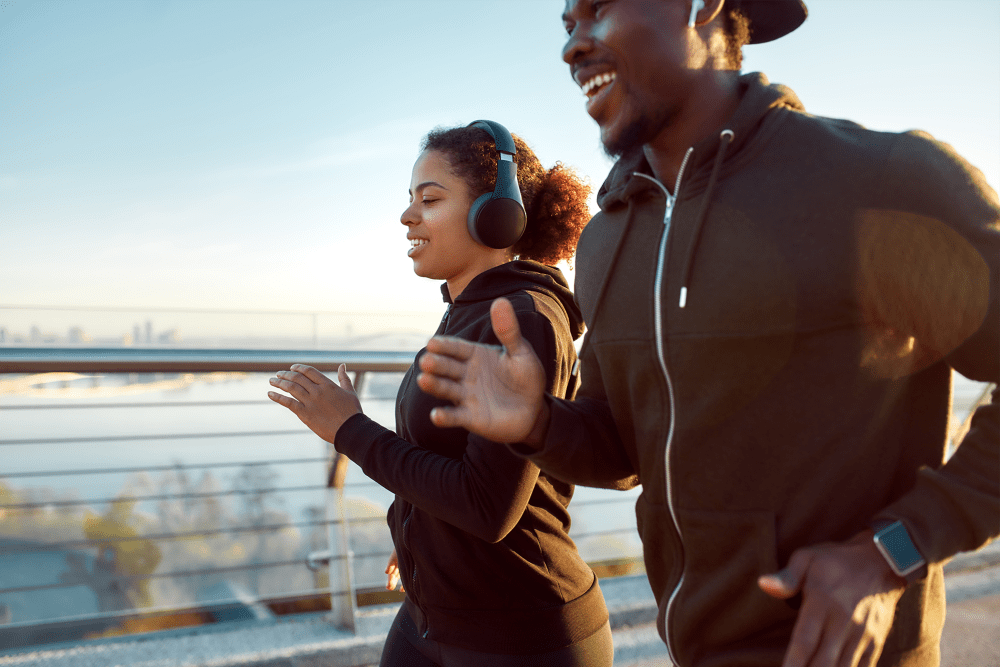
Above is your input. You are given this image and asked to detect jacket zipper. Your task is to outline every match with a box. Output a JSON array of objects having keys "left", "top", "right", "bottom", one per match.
[
  {"left": 401, "top": 506, "right": 419, "bottom": 606},
  {"left": 634, "top": 147, "right": 693, "bottom": 667},
  {"left": 406, "top": 303, "right": 448, "bottom": 640}
]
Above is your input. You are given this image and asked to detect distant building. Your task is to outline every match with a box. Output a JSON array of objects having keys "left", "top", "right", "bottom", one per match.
[
  {"left": 157, "top": 329, "right": 181, "bottom": 344},
  {"left": 68, "top": 326, "right": 91, "bottom": 344}
]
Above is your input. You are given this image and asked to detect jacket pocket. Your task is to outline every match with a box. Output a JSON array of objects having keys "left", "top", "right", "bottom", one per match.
[
  {"left": 634, "top": 492, "right": 682, "bottom": 615},
  {"left": 672, "top": 508, "right": 797, "bottom": 659}
]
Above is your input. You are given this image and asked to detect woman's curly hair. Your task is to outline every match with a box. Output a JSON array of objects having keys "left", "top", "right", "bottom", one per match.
[{"left": 421, "top": 125, "right": 591, "bottom": 266}]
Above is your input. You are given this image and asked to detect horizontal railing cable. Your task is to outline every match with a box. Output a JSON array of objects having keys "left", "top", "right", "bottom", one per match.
[
  {"left": 569, "top": 496, "right": 637, "bottom": 509},
  {"left": 0, "top": 484, "right": 330, "bottom": 511},
  {"left": 570, "top": 527, "right": 638, "bottom": 539},
  {"left": 1, "top": 547, "right": 403, "bottom": 598},
  {"left": 1, "top": 558, "right": 314, "bottom": 595},
  {"left": 0, "top": 347, "right": 417, "bottom": 373},
  {"left": 0, "top": 400, "right": 276, "bottom": 411},
  {"left": 1, "top": 515, "right": 391, "bottom": 555},
  {"left": 1, "top": 520, "right": 331, "bottom": 553},
  {"left": 0, "top": 303, "right": 432, "bottom": 317},
  {"left": 0, "top": 457, "right": 329, "bottom": 479},
  {"left": 0, "top": 586, "right": 355, "bottom": 633},
  {"left": 0, "top": 429, "right": 312, "bottom": 447}
]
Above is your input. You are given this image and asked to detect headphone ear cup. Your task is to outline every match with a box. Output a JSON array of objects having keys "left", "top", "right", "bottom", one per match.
[
  {"left": 468, "top": 195, "right": 526, "bottom": 250},
  {"left": 467, "top": 192, "right": 492, "bottom": 246}
]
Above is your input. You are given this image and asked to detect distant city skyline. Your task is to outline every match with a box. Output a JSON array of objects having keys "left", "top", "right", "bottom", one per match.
[
  {"left": 0, "top": 303, "right": 443, "bottom": 345},
  {"left": 3, "top": 0, "right": 998, "bottom": 322}
]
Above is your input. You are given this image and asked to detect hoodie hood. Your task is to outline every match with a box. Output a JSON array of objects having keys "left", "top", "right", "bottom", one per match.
[
  {"left": 441, "top": 260, "right": 585, "bottom": 340},
  {"left": 596, "top": 72, "right": 805, "bottom": 211}
]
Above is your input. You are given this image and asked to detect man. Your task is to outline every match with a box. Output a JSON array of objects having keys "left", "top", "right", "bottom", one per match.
[{"left": 415, "top": 1, "right": 999, "bottom": 665}]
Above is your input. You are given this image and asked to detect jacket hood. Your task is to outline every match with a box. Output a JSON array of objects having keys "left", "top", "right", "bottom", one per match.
[
  {"left": 441, "top": 260, "right": 585, "bottom": 340},
  {"left": 596, "top": 72, "right": 805, "bottom": 210}
]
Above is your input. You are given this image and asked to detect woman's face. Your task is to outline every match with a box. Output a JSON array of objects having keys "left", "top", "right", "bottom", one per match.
[{"left": 401, "top": 149, "right": 505, "bottom": 297}]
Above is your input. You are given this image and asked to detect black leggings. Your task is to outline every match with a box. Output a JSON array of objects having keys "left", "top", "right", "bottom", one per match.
[{"left": 379, "top": 603, "right": 614, "bottom": 667}]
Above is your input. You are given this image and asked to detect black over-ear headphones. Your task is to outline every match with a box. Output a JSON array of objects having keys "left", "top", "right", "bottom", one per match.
[{"left": 466, "top": 120, "right": 527, "bottom": 249}]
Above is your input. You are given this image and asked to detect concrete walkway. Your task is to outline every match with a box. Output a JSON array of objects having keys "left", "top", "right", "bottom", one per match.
[{"left": 2, "top": 541, "right": 997, "bottom": 667}]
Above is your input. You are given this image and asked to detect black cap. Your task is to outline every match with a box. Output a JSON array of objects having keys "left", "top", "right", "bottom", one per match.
[{"left": 735, "top": 0, "right": 808, "bottom": 44}]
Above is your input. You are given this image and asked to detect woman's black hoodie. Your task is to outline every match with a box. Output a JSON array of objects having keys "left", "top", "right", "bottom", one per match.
[{"left": 333, "top": 260, "right": 608, "bottom": 654}]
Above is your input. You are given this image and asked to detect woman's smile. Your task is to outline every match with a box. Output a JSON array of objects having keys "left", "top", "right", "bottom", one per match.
[{"left": 408, "top": 237, "right": 428, "bottom": 256}]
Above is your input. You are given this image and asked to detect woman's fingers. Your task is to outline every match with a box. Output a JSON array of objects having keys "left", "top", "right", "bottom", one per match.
[
  {"left": 291, "top": 364, "right": 329, "bottom": 386},
  {"left": 386, "top": 550, "right": 401, "bottom": 591},
  {"left": 336, "top": 363, "right": 357, "bottom": 394},
  {"left": 267, "top": 390, "right": 302, "bottom": 413},
  {"left": 268, "top": 373, "right": 310, "bottom": 401}
]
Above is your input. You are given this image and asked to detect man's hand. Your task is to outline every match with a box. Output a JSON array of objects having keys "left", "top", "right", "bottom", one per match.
[
  {"left": 267, "top": 363, "right": 362, "bottom": 443},
  {"left": 758, "top": 530, "right": 908, "bottom": 667},
  {"left": 417, "top": 297, "right": 547, "bottom": 445}
]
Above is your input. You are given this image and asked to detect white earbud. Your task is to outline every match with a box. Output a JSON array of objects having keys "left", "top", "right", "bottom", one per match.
[{"left": 688, "top": 0, "right": 705, "bottom": 28}]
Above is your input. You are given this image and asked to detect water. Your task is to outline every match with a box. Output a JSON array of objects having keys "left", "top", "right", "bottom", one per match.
[
  {"left": 0, "top": 368, "right": 642, "bottom": 633},
  {"left": 0, "top": 367, "right": 989, "bottom": 630}
]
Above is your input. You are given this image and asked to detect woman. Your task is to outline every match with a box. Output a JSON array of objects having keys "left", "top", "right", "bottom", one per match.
[{"left": 267, "top": 121, "right": 612, "bottom": 667}]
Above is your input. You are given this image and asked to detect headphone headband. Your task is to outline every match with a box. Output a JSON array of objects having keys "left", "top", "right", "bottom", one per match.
[{"left": 468, "top": 119, "right": 518, "bottom": 155}]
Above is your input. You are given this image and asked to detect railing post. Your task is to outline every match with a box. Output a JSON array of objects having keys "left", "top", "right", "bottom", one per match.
[{"left": 326, "top": 450, "right": 358, "bottom": 632}]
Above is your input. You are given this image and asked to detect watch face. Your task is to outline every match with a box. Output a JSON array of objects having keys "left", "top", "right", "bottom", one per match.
[{"left": 875, "top": 522, "right": 924, "bottom": 573}]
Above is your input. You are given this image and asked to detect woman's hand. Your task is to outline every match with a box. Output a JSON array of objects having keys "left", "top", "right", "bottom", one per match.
[
  {"left": 385, "top": 549, "right": 404, "bottom": 591},
  {"left": 267, "top": 363, "right": 362, "bottom": 443}
]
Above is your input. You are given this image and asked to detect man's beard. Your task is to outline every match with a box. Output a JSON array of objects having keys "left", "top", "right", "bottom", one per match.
[{"left": 602, "top": 104, "right": 677, "bottom": 160}]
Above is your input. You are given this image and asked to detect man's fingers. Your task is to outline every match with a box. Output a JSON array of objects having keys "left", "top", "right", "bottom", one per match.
[
  {"left": 425, "top": 334, "right": 476, "bottom": 361},
  {"left": 416, "top": 372, "right": 464, "bottom": 404},
  {"left": 429, "top": 405, "right": 466, "bottom": 429},
  {"left": 759, "top": 571, "right": 800, "bottom": 599},
  {"left": 418, "top": 351, "right": 469, "bottom": 381},
  {"left": 782, "top": 601, "right": 825, "bottom": 667},
  {"left": 760, "top": 550, "right": 810, "bottom": 599},
  {"left": 490, "top": 297, "right": 524, "bottom": 353}
]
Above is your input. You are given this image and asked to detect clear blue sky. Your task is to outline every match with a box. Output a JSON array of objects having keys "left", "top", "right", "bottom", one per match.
[{"left": 2, "top": 0, "right": 998, "bottom": 327}]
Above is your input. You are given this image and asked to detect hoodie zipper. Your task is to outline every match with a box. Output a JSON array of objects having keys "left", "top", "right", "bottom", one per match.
[
  {"left": 404, "top": 303, "right": 450, "bottom": 640},
  {"left": 634, "top": 146, "right": 693, "bottom": 667}
]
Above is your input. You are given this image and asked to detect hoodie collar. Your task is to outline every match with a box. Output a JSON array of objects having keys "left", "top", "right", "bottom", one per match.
[
  {"left": 439, "top": 260, "right": 585, "bottom": 340},
  {"left": 596, "top": 72, "right": 805, "bottom": 210}
]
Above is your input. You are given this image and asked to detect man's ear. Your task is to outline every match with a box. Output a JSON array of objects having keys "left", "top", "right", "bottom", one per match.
[{"left": 691, "top": 0, "right": 726, "bottom": 28}]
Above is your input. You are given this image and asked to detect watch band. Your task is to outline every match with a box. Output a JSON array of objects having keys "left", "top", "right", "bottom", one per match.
[{"left": 871, "top": 519, "right": 927, "bottom": 583}]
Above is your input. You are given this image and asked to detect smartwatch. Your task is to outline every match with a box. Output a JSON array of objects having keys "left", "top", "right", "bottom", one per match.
[{"left": 871, "top": 519, "right": 927, "bottom": 583}]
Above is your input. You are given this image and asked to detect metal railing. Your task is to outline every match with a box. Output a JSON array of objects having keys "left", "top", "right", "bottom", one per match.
[{"left": 0, "top": 348, "right": 642, "bottom": 652}]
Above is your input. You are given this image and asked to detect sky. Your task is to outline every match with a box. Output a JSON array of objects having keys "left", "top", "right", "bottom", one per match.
[{"left": 2, "top": 0, "right": 999, "bottom": 338}]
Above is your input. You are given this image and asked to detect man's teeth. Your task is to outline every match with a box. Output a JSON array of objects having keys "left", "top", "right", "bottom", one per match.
[
  {"left": 410, "top": 239, "right": 427, "bottom": 248},
  {"left": 582, "top": 72, "right": 616, "bottom": 97}
]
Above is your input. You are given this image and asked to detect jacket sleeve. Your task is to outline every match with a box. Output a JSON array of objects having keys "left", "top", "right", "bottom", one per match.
[
  {"left": 335, "top": 414, "right": 539, "bottom": 544},
  {"left": 870, "top": 131, "right": 1000, "bottom": 564},
  {"left": 333, "top": 309, "right": 557, "bottom": 544},
  {"left": 510, "top": 330, "right": 640, "bottom": 490}
]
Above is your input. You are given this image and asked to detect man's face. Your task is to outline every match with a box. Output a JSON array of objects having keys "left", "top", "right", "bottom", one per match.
[{"left": 562, "top": 0, "right": 693, "bottom": 157}]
